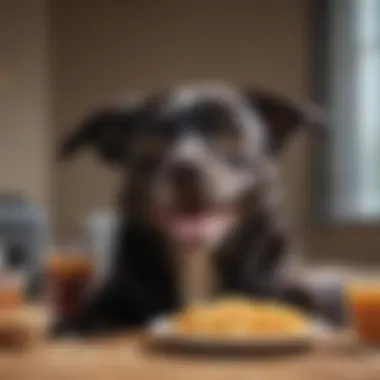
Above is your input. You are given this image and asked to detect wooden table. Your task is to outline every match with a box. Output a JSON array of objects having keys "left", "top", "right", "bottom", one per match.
[{"left": 1, "top": 308, "right": 380, "bottom": 380}]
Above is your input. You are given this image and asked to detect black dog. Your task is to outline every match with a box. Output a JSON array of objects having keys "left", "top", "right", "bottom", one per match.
[{"left": 57, "top": 84, "right": 329, "bottom": 335}]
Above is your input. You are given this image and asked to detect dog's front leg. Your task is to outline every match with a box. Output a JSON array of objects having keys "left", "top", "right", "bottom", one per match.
[
  {"left": 50, "top": 271, "right": 165, "bottom": 337},
  {"left": 240, "top": 233, "right": 318, "bottom": 314},
  {"left": 237, "top": 232, "right": 284, "bottom": 296}
]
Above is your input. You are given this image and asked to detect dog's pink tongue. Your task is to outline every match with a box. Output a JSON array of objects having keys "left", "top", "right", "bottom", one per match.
[
  {"left": 170, "top": 215, "right": 207, "bottom": 243},
  {"left": 168, "top": 213, "right": 235, "bottom": 248}
]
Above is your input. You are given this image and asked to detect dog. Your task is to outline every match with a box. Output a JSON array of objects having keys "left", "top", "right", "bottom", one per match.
[{"left": 56, "top": 83, "right": 333, "bottom": 335}]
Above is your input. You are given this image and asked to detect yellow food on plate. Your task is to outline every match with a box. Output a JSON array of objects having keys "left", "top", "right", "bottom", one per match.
[{"left": 171, "top": 297, "right": 309, "bottom": 338}]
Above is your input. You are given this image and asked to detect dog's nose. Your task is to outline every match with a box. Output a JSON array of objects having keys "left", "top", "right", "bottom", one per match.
[
  {"left": 169, "top": 162, "right": 205, "bottom": 213},
  {"left": 170, "top": 162, "right": 201, "bottom": 188},
  {"left": 168, "top": 162, "right": 207, "bottom": 213}
]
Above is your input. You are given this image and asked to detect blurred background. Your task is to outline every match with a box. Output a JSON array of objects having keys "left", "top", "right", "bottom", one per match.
[{"left": 0, "top": 0, "right": 379, "bottom": 283}]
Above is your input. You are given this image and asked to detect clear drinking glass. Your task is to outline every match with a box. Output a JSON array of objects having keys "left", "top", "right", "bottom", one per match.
[
  {"left": 0, "top": 270, "right": 24, "bottom": 311},
  {"left": 45, "top": 240, "right": 94, "bottom": 321},
  {"left": 346, "top": 279, "right": 380, "bottom": 347},
  {"left": 0, "top": 241, "right": 25, "bottom": 312}
]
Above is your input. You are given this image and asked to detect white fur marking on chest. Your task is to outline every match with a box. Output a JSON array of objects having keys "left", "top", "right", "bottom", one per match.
[{"left": 177, "top": 248, "right": 217, "bottom": 305}]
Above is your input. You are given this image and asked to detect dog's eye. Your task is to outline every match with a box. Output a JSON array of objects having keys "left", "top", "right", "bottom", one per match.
[
  {"left": 211, "top": 134, "right": 241, "bottom": 154},
  {"left": 209, "top": 134, "right": 249, "bottom": 167},
  {"left": 200, "top": 108, "right": 235, "bottom": 136}
]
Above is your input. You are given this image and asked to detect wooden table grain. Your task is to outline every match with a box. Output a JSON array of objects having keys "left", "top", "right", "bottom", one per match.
[{"left": 0, "top": 307, "right": 380, "bottom": 380}]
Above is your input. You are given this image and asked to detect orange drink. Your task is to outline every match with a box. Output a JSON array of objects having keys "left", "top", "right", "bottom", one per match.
[
  {"left": 347, "top": 283, "right": 380, "bottom": 344},
  {"left": 0, "top": 273, "right": 23, "bottom": 311},
  {"left": 46, "top": 253, "right": 93, "bottom": 318}
]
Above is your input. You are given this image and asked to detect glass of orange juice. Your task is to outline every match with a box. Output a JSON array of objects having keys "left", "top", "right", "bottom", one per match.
[
  {"left": 347, "top": 281, "right": 380, "bottom": 345},
  {"left": 0, "top": 270, "right": 24, "bottom": 311},
  {"left": 45, "top": 243, "right": 94, "bottom": 322}
]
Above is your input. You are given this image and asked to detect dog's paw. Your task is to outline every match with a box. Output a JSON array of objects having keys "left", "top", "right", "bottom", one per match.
[
  {"left": 48, "top": 319, "right": 74, "bottom": 338},
  {"left": 48, "top": 317, "right": 95, "bottom": 339},
  {"left": 279, "top": 286, "right": 317, "bottom": 314}
]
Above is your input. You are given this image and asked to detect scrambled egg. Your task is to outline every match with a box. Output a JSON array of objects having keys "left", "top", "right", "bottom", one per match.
[{"left": 172, "top": 297, "right": 308, "bottom": 338}]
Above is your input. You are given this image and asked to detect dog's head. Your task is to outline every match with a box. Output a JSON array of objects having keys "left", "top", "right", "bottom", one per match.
[{"left": 60, "top": 84, "right": 323, "bottom": 249}]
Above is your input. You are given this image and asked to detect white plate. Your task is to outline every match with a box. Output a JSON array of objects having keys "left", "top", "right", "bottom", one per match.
[{"left": 147, "top": 315, "right": 330, "bottom": 353}]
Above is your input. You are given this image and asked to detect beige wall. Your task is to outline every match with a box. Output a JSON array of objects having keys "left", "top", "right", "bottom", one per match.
[
  {"left": 0, "top": 0, "right": 50, "bottom": 207},
  {"left": 53, "top": 0, "right": 310, "bottom": 239}
]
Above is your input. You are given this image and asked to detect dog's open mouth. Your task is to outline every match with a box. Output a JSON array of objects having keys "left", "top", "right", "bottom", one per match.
[
  {"left": 169, "top": 211, "right": 236, "bottom": 248},
  {"left": 154, "top": 204, "right": 238, "bottom": 250}
]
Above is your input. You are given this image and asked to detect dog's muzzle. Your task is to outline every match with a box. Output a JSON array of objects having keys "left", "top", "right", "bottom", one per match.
[
  {"left": 154, "top": 160, "right": 238, "bottom": 250},
  {"left": 169, "top": 161, "right": 207, "bottom": 213}
]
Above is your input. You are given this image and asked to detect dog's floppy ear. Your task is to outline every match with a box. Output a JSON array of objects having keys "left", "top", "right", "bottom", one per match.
[
  {"left": 245, "top": 89, "right": 326, "bottom": 154},
  {"left": 59, "top": 107, "right": 135, "bottom": 166}
]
